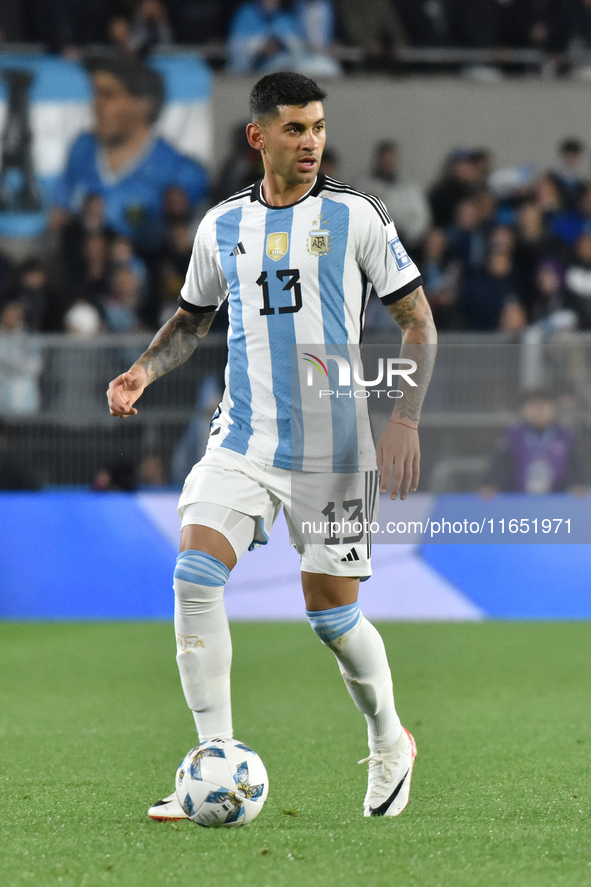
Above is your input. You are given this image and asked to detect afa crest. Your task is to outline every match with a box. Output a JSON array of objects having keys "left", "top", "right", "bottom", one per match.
[
  {"left": 307, "top": 215, "right": 332, "bottom": 256},
  {"left": 266, "top": 232, "right": 288, "bottom": 261}
]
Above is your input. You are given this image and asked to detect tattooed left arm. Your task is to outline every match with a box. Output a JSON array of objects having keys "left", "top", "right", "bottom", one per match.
[
  {"left": 388, "top": 284, "right": 437, "bottom": 421},
  {"left": 376, "top": 285, "right": 437, "bottom": 498}
]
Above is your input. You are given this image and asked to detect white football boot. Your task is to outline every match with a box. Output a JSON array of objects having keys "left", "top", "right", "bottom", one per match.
[
  {"left": 148, "top": 793, "right": 189, "bottom": 821},
  {"left": 360, "top": 727, "right": 417, "bottom": 817}
]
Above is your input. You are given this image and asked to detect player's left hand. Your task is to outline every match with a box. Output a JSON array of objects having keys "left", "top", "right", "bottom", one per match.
[{"left": 376, "top": 420, "right": 420, "bottom": 500}]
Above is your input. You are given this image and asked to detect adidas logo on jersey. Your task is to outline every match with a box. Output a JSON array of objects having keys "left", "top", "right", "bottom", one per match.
[
  {"left": 230, "top": 242, "right": 246, "bottom": 256},
  {"left": 341, "top": 548, "right": 360, "bottom": 563}
]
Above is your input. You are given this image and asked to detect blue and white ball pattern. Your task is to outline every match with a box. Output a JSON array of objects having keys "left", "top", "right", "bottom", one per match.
[{"left": 176, "top": 739, "right": 269, "bottom": 827}]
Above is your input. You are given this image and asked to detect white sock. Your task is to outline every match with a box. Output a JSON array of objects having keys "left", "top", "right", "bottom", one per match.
[
  {"left": 174, "top": 551, "right": 233, "bottom": 742},
  {"left": 326, "top": 614, "right": 402, "bottom": 752}
]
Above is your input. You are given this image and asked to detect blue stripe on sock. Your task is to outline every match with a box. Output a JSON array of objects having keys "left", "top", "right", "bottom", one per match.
[
  {"left": 174, "top": 550, "right": 230, "bottom": 587},
  {"left": 306, "top": 602, "right": 361, "bottom": 643}
]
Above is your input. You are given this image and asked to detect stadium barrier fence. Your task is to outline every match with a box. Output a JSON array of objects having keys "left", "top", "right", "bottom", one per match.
[{"left": 1, "top": 331, "right": 591, "bottom": 490}]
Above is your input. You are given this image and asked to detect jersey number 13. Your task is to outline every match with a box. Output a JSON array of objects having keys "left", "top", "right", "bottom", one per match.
[{"left": 257, "top": 269, "right": 302, "bottom": 316}]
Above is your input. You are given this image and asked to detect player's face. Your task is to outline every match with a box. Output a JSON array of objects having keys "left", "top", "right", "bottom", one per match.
[
  {"left": 91, "top": 72, "right": 149, "bottom": 146},
  {"left": 254, "top": 102, "right": 326, "bottom": 188}
]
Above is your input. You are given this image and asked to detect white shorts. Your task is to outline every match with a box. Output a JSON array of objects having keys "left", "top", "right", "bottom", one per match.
[{"left": 177, "top": 447, "right": 378, "bottom": 578}]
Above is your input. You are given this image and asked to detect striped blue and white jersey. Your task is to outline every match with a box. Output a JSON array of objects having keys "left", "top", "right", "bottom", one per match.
[{"left": 179, "top": 174, "right": 422, "bottom": 472}]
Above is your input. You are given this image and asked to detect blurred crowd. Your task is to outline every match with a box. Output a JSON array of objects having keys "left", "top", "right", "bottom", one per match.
[
  {"left": 3, "top": 1, "right": 591, "bottom": 77},
  {"left": 4, "top": 123, "right": 591, "bottom": 343},
  {"left": 0, "top": 4, "right": 590, "bottom": 347},
  {"left": 371, "top": 135, "right": 591, "bottom": 338},
  {"left": 1, "top": 44, "right": 590, "bottom": 488},
  {"left": 2, "top": 4, "right": 591, "bottom": 488},
  {"left": 2, "top": 44, "right": 591, "bottom": 443}
]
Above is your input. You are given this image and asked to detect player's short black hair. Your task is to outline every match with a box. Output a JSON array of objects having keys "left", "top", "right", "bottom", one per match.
[
  {"left": 249, "top": 72, "right": 327, "bottom": 121},
  {"left": 84, "top": 53, "right": 165, "bottom": 124}
]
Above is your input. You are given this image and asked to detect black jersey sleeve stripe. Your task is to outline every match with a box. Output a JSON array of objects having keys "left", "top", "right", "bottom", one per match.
[
  {"left": 216, "top": 184, "right": 255, "bottom": 207},
  {"left": 322, "top": 183, "right": 392, "bottom": 226},
  {"left": 375, "top": 196, "right": 394, "bottom": 225},
  {"left": 379, "top": 276, "right": 423, "bottom": 305},
  {"left": 322, "top": 177, "right": 394, "bottom": 223},
  {"left": 178, "top": 295, "right": 218, "bottom": 314},
  {"left": 323, "top": 183, "right": 391, "bottom": 222}
]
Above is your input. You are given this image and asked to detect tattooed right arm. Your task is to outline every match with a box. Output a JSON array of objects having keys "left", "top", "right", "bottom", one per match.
[
  {"left": 137, "top": 307, "right": 216, "bottom": 384},
  {"left": 107, "top": 306, "right": 216, "bottom": 417}
]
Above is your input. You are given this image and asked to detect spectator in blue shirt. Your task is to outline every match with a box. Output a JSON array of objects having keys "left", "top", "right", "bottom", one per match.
[
  {"left": 51, "top": 55, "right": 208, "bottom": 255},
  {"left": 227, "top": 0, "right": 305, "bottom": 74}
]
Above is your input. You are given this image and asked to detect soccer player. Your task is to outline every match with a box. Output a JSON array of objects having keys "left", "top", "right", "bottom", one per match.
[{"left": 107, "top": 72, "right": 437, "bottom": 818}]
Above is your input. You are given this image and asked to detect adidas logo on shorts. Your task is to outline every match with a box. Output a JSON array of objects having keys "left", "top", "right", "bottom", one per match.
[{"left": 341, "top": 548, "right": 359, "bottom": 563}]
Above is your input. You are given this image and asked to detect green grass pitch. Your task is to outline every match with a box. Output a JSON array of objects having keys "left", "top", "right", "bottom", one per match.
[{"left": 1, "top": 621, "right": 590, "bottom": 887}]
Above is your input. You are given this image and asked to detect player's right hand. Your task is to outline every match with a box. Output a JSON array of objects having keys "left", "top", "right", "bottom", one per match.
[{"left": 107, "top": 365, "right": 148, "bottom": 417}]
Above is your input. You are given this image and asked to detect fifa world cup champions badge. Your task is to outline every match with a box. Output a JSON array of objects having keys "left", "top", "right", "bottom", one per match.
[
  {"left": 266, "top": 232, "right": 289, "bottom": 261},
  {"left": 307, "top": 215, "right": 332, "bottom": 257}
]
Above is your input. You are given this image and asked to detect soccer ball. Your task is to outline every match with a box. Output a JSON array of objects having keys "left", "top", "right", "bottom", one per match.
[{"left": 176, "top": 738, "right": 269, "bottom": 827}]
